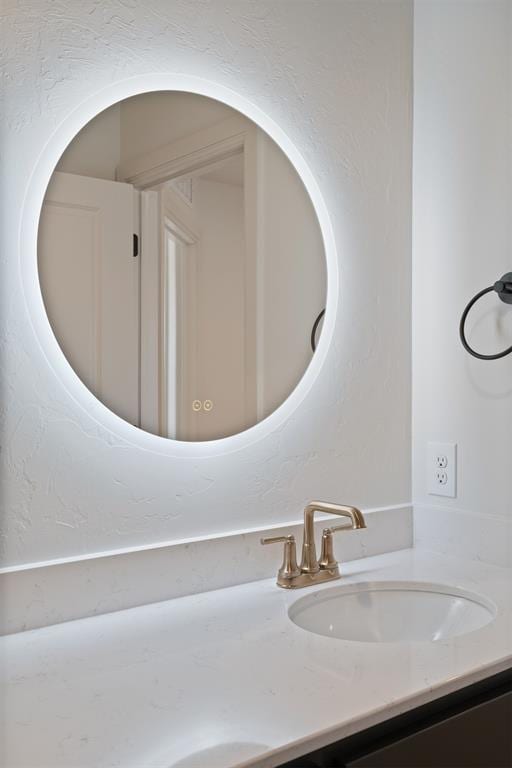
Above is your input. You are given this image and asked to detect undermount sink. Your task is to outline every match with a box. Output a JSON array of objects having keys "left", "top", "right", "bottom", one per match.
[{"left": 288, "top": 581, "right": 496, "bottom": 643}]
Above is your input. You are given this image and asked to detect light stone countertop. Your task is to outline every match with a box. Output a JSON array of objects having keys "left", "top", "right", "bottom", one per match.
[{"left": 1, "top": 548, "right": 511, "bottom": 768}]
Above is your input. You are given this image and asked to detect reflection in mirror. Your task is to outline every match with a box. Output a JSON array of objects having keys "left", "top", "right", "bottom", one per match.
[{"left": 38, "top": 92, "right": 327, "bottom": 441}]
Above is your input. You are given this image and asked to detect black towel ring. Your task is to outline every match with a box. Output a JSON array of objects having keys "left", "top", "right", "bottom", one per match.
[
  {"left": 459, "top": 272, "right": 512, "bottom": 360},
  {"left": 311, "top": 309, "right": 325, "bottom": 352}
]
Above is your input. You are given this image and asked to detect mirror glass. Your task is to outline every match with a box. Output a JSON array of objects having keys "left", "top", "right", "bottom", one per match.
[{"left": 38, "top": 91, "right": 327, "bottom": 441}]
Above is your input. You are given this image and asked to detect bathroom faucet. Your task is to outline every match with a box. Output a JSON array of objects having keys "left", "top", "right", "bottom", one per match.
[{"left": 261, "top": 501, "right": 366, "bottom": 589}]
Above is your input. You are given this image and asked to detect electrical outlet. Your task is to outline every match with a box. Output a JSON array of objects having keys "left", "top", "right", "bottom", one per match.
[
  {"left": 427, "top": 442, "right": 457, "bottom": 497},
  {"left": 435, "top": 469, "right": 448, "bottom": 485}
]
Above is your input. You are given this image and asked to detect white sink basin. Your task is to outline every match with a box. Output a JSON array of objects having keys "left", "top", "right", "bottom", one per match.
[{"left": 288, "top": 581, "right": 496, "bottom": 643}]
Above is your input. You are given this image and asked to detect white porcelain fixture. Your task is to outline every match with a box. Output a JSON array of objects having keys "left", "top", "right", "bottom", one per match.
[{"left": 288, "top": 580, "right": 497, "bottom": 643}]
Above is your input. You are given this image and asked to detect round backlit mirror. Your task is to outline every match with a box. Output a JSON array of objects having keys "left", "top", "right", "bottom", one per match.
[{"left": 38, "top": 91, "right": 326, "bottom": 441}]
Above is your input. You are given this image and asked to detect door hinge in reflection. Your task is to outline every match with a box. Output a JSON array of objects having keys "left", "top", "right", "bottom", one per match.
[{"left": 133, "top": 233, "right": 139, "bottom": 258}]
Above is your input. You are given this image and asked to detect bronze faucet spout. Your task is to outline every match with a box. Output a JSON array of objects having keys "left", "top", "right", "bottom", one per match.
[{"left": 300, "top": 501, "right": 366, "bottom": 573}]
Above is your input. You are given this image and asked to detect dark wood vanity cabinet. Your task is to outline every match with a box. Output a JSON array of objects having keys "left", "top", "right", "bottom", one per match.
[{"left": 279, "top": 670, "right": 512, "bottom": 768}]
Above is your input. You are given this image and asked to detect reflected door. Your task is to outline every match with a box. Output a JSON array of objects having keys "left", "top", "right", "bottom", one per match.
[{"left": 38, "top": 172, "right": 139, "bottom": 425}]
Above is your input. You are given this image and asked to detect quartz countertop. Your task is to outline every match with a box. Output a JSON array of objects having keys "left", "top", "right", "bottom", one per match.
[{"left": 1, "top": 548, "right": 511, "bottom": 768}]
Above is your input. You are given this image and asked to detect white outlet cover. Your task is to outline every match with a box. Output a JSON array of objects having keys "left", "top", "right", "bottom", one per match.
[{"left": 427, "top": 442, "right": 457, "bottom": 497}]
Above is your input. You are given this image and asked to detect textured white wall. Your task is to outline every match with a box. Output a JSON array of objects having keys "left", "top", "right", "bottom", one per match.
[
  {"left": 1, "top": 0, "right": 412, "bottom": 568},
  {"left": 413, "top": 1, "right": 512, "bottom": 522}
]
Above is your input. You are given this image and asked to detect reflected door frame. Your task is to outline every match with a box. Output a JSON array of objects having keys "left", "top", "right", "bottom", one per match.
[
  {"left": 162, "top": 214, "right": 197, "bottom": 441},
  {"left": 127, "top": 116, "right": 262, "bottom": 439}
]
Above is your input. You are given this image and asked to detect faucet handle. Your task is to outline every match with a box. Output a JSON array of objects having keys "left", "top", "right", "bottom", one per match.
[
  {"left": 260, "top": 535, "right": 291, "bottom": 545},
  {"left": 318, "top": 524, "right": 354, "bottom": 570},
  {"left": 261, "top": 534, "right": 300, "bottom": 585}
]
